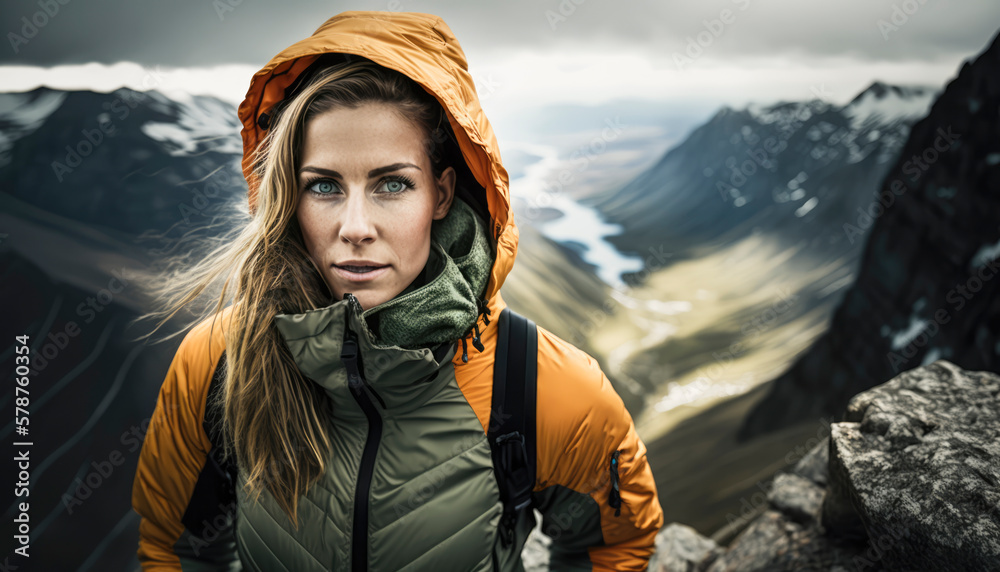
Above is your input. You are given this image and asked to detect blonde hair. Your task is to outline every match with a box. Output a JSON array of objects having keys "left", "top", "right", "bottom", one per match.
[{"left": 135, "top": 57, "right": 457, "bottom": 525}]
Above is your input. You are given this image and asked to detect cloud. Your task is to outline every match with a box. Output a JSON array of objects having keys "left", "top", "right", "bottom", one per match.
[
  {"left": 0, "top": 61, "right": 257, "bottom": 105},
  {"left": 2, "top": 0, "right": 998, "bottom": 68},
  {"left": 0, "top": 47, "right": 970, "bottom": 118},
  {"left": 2, "top": 0, "right": 994, "bottom": 130}
]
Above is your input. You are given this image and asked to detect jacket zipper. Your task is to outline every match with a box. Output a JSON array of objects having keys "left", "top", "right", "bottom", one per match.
[{"left": 341, "top": 300, "right": 383, "bottom": 572}]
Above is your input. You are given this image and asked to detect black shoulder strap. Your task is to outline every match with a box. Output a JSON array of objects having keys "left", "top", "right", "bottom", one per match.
[{"left": 488, "top": 306, "right": 538, "bottom": 547}]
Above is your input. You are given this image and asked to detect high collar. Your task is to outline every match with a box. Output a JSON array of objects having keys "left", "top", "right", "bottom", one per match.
[
  {"left": 359, "top": 196, "right": 493, "bottom": 350},
  {"left": 273, "top": 294, "right": 459, "bottom": 418},
  {"left": 272, "top": 196, "right": 494, "bottom": 417}
]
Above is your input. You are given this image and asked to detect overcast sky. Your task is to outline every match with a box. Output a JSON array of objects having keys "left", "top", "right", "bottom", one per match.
[{"left": 4, "top": 0, "right": 999, "bottom": 119}]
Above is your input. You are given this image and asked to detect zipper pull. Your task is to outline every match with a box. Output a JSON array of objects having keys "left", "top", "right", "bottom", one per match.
[
  {"left": 344, "top": 291, "right": 364, "bottom": 315},
  {"left": 341, "top": 293, "right": 366, "bottom": 393},
  {"left": 472, "top": 322, "right": 485, "bottom": 352},
  {"left": 609, "top": 450, "right": 622, "bottom": 517},
  {"left": 340, "top": 336, "right": 364, "bottom": 393}
]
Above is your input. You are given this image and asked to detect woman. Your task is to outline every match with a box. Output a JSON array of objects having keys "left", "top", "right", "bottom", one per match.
[{"left": 132, "top": 10, "right": 663, "bottom": 572}]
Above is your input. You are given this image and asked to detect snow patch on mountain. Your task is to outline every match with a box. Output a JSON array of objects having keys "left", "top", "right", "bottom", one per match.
[
  {"left": 843, "top": 82, "right": 938, "bottom": 130},
  {"left": 745, "top": 99, "right": 833, "bottom": 135},
  {"left": 0, "top": 90, "right": 66, "bottom": 167},
  {"left": 140, "top": 94, "right": 242, "bottom": 157}
]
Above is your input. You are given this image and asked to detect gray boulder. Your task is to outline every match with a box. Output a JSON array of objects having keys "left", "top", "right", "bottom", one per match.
[
  {"left": 647, "top": 523, "right": 723, "bottom": 572},
  {"left": 648, "top": 360, "right": 1000, "bottom": 571},
  {"left": 823, "top": 359, "right": 1000, "bottom": 570},
  {"left": 767, "top": 473, "right": 824, "bottom": 525}
]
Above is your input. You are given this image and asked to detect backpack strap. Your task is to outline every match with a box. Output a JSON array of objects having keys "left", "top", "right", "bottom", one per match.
[{"left": 488, "top": 306, "right": 538, "bottom": 547}]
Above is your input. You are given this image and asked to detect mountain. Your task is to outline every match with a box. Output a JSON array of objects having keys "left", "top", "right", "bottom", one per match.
[
  {"left": 0, "top": 87, "right": 250, "bottom": 570},
  {"left": 581, "top": 81, "right": 939, "bottom": 268},
  {"left": 738, "top": 30, "right": 1000, "bottom": 440},
  {"left": 0, "top": 86, "right": 246, "bottom": 242}
]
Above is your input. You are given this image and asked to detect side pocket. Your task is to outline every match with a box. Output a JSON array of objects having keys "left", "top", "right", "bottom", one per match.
[{"left": 608, "top": 449, "right": 623, "bottom": 517}]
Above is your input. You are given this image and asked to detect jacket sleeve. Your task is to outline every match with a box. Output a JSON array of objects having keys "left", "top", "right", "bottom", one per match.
[
  {"left": 131, "top": 311, "right": 241, "bottom": 571},
  {"left": 532, "top": 326, "right": 664, "bottom": 571}
]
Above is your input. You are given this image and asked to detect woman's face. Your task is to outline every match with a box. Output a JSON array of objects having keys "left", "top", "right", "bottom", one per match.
[{"left": 296, "top": 102, "right": 456, "bottom": 310}]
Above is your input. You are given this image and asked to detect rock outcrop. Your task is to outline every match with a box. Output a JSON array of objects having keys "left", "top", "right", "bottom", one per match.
[{"left": 649, "top": 360, "right": 1000, "bottom": 571}]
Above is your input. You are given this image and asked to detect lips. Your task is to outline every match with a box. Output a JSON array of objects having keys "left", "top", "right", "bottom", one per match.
[
  {"left": 332, "top": 261, "right": 391, "bottom": 282},
  {"left": 335, "top": 264, "right": 387, "bottom": 273}
]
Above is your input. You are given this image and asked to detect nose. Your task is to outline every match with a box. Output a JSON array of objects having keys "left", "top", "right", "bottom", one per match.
[{"left": 339, "top": 189, "right": 377, "bottom": 245}]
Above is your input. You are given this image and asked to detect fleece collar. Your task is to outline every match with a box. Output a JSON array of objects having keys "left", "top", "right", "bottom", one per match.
[
  {"left": 361, "top": 195, "right": 493, "bottom": 349},
  {"left": 272, "top": 196, "right": 494, "bottom": 415}
]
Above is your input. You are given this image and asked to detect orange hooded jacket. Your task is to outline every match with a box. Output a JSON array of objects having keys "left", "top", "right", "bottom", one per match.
[{"left": 131, "top": 10, "right": 663, "bottom": 571}]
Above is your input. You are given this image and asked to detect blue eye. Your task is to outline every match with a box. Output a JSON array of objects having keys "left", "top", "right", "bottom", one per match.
[
  {"left": 379, "top": 175, "right": 415, "bottom": 194},
  {"left": 309, "top": 180, "right": 337, "bottom": 194}
]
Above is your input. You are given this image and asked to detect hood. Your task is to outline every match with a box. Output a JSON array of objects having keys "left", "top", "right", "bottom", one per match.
[{"left": 236, "top": 10, "right": 518, "bottom": 303}]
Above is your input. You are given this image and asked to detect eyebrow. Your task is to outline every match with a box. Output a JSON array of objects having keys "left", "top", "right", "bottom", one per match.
[{"left": 298, "top": 162, "right": 421, "bottom": 178}]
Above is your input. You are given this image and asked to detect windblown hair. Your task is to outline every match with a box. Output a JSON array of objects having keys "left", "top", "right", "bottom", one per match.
[{"left": 136, "top": 56, "right": 468, "bottom": 526}]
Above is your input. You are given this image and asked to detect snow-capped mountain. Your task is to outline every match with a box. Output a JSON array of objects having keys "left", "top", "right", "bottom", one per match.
[
  {"left": 0, "top": 86, "right": 246, "bottom": 239},
  {"left": 739, "top": 32, "right": 1000, "bottom": 440},
  {"left": 582, "top": 81, "right": 939, "bottom": 265}
]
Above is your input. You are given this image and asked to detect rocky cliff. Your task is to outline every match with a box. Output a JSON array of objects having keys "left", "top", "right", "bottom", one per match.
[{"left": 738, "top": 30, "right": 1000, "bottom": 441}]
